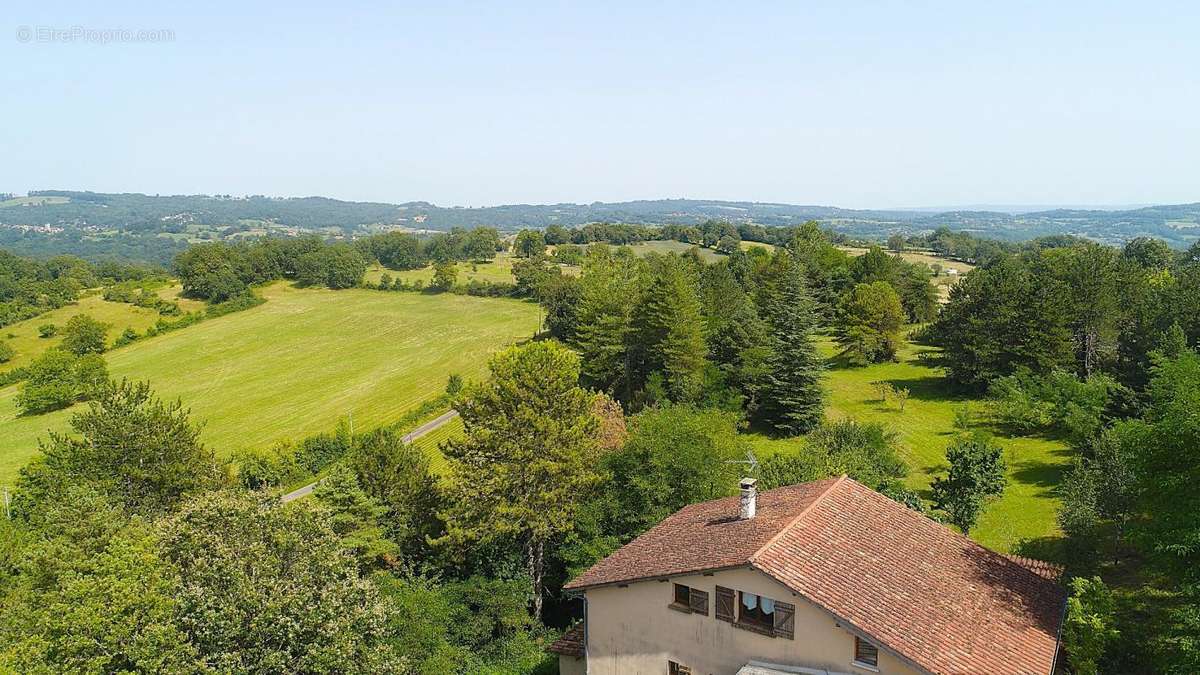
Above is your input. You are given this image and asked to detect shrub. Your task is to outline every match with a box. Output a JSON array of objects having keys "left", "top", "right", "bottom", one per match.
[
  {"left": 16, "top": 350, "right": 109, "bottom": 415},
  {"left": 60, "top": 314, "right": 110, "bottom": 355},
  {"left": 37, "top": 324, "right": 57, "bottom": 338},
  {"left": 0, "top": 340, "right": 13, "bottom": 363},
  {"left": 1063, "top": 576, "right": 1119, "bottom": 675}
]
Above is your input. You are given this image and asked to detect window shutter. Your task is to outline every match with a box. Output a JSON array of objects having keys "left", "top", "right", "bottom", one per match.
[
  {"left": 689, "top": 588, "right": 708, "bottom": 616},
  {"left": 773, "top": 601, "right": 795, "bottom": 639},
  {"left": 715, "top": 586, "right": 735, "bottom": 622}
]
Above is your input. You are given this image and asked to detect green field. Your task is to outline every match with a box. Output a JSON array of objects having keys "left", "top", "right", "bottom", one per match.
[
  {"left": 0, "top": 286, "right": 204, "bottom": 374},
  {"left": 747, "top": 337, "right": 1068, "bottom": 554},
  {"left": 0, "top": 283, "right": 540, "bottom": 486},
  {"left": 0, "top": 196, "right": 70, "bottom": 207},
  {"left": 627, "top": 240, "right": 723, "bottom": 261},
  {"left": 365, "top": 252, "right": 579, "bottom": 287}
]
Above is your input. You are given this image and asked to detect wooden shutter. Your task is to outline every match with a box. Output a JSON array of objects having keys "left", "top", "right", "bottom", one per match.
[
  {"left": 689, "top": 588, "right": 708, "bottom": 616},
  {"left": 773, "top": 601, "right": 795, "bottom": 639},
  {"left": 715, "top": 586, "right": 735, "bottom": 622}
]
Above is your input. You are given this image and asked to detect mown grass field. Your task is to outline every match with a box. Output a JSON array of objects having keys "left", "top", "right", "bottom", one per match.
[
  {"left": 0, "top": 286, "right": 203, "bottom": 373},
  {"left": 627, "top": 240, "right": 723, "bottom": 261},
  {"left": 0, "top": 283, "right": 539, "bottom": 486},
  {"left": 747, "top": 337, "right": 1069, "bottom": 555},
  {"left": 364, "top": 252, "right": 579, "bottom": 286}
]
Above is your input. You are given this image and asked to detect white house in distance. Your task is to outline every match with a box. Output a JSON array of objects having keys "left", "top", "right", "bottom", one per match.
[{"left": 552, "top": 476, "right": 1066, "bottom": 675}]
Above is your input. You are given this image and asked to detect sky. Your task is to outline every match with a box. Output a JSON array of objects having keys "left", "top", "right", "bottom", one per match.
[{"left": 2, "top": 1, "right": 1198, "bottom": 209}]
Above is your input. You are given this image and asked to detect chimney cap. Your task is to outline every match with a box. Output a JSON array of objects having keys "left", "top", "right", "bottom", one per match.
[{"left": 740, "top": 477, "right": 758, "bottom": 490}]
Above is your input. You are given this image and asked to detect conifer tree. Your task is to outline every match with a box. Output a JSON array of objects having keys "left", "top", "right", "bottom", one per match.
[
  {"left": 630, "top": 255, "right": 709, "bottom": 402},
  {"left": 573, "top": 246, "right": 640, "bottom": 397},
  {"left": 756, "top": 252, "right": 825, "bottom": 435}
]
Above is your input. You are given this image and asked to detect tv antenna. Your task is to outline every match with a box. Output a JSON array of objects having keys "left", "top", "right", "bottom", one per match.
[{"left": 725, "top": 449, "right": 760, "bottom": 476}]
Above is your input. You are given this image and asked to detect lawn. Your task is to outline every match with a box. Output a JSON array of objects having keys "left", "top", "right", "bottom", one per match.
[
  {"left": 627, "top": 240, "right": 724, "bottom": 261},
  {"left": 747, "top": 337, "right": 1069, "bottom": 555},
  {"left": 0, "top": 282, "right": 540, "bottom": 486},
  {"left": 0, "top": 285, "right": 203, "bottom": 374},
  {"left": 365, "top": 252, "right": 579, "bottom": 286},
  {"left": 839, "top": 247, "right": 975, "bottom": 302}
]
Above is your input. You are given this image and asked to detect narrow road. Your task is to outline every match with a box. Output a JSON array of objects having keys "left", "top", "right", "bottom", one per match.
[{"left": 279, "top": 409, "right": 459, "bottom": 503}]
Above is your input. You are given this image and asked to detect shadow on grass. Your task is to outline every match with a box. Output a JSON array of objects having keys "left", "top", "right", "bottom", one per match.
[
  {"left": 878, "top": 375, "right": 975, "bottom": 404},
  {"left": 1011, "top": 459, "right": 1068, "bottom": 493},
  {"left": 1012, "top": 535, "right": 1066, "bottom": 565}
]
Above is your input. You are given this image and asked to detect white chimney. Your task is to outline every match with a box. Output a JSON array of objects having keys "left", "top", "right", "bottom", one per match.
[{"left": 739, "top": 477, "right": 757, "bottom": 520}]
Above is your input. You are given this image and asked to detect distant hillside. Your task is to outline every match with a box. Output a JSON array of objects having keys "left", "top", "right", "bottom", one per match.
[{"left": 2, "top": 190, "right": 1197, "bottom": 263}]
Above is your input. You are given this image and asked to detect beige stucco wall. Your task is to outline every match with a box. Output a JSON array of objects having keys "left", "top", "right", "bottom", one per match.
[
  {"left": 582, "top": 567, "right": 925, "bottom": 675},
  {"left": 559, "top": 654, "right": 586, "bottom": 675}
]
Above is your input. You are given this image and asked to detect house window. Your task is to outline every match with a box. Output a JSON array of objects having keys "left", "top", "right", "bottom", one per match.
[
  {"left": 673, "top": 583, "right": 690, "bottom": 607},
  {"left": 668, "top": 660, "right": 692, "bottom": 675},
  {"left": 853, "top": 636, "right": 880, "bottom": 669},
  {"left": 738, "top": 591, "right": 775, "bottom": 630}
]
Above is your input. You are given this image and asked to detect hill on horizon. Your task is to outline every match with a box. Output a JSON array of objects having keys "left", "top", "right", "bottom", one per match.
[{"left": 2, "top": 190, "right": 1198, "bottom": 262}]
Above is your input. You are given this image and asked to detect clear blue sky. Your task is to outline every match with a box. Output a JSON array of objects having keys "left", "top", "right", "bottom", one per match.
[{"left": 2, "top": 1, "right": 1197, "bottom": 208}]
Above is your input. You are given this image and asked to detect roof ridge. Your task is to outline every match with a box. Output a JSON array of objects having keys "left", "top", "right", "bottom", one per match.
[{"left": 749, "top": 474, "right": 848, "bottom": 564}]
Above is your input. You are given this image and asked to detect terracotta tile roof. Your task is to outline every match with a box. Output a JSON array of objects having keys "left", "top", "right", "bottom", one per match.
[
  {"left": 548, "top": 623, "right": 585, "bottom": 657},
  {"left": 565, "top": 476, "right": 1066, "bottom": 675},
  {"left": 564, "top": 477, "right": 842, "bottom": 590}
]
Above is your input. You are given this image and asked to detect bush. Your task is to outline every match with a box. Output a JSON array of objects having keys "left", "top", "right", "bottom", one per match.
[
  {"left": 113, "top": 327, "right": 140, "bottom": 348},
  {"left": 16, "top": 349, "right": 109, "bottom": 415},
  {"left": 0, "top": 341, "right": 13, "bottom": 363},
  {"left": 60, "top": 314, "right": 110, "bottom": 355},
  {"left": 989, "top": 368, "right": 1122, "bottom": 443},
  {"left": 37, "top": 323, "right": 57, "bottom": 338},
  {"left": 1063, "top": 576, "right": 1119, "bottom": 675},
  {"left": 293, "top": 423, "right": 353, "bottom": 475}
]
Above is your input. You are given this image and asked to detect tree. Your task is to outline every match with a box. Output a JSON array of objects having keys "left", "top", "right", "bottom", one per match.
[
  {"left": 38, "top": 323, "right": 57, "bottom": 338},
  {"left": 758, "top": 419, "right": 907, "bottom": 491},
  {"left": 346, "top": 428, "right": 442, "bottom": 562},
  {"left": 1063, "top": 576, "right": 1119, "bottom": 675},
  {"left": 623, "top": 404, "right": 744, "bottom": 507},
  {"left": 630, "top": 255, "right": 709, "bottom": 402},
  {"left": 836, "top": 281, "right": 905, "bottom": 365},
  {"left": 14, "top": 379, "right": 223, "bottom": 515},
  {"left": 436, "top": 341, "right": 601, "bottom": 619},
  {"left": 0, "top": 487, "right": 201, "bottom": 674},
  {"left": 716, "top": 235, "right": 740, "bottom": 254},
  {"left": 158, "top": 491, "right": 404, "bottom": 672},
  {"left": 431, "top": 261, "right": 458, "bottom": 290},
  {"left": 537, "top": 272, "right": 582, "bottom": 341},
  {"left": 887, "top": 233, "right": 907, "bottom": 252},
  {"left": 313, "top": 464, "right": 399, "bottom": 569},
  {"left": 700, "top": 263, "right": 772, "bottom": 412},
  {"left": 573, "top": 246, "right": 640, "bottom": 396},
  {"left": 513, "top": 229, "right": 546, "bottom": 258},
  {"left": 756, "top": 252, "right": 825, "bottom": 434},
  {"left": 15, "top": 349, "right": 108, "bottom": 415},
  {"left": 463, "top": 227, "right": 501, "bottom": 262},
  {"left": 930, "top": 433, "right": 1007, "bottom": 534},
  {"left": 60, "top": 313, "right": 109, "bottom": 355},
  {"left": 0, "top": 340, "right": 12, "bottom": 363},
  {"left": 1122, "top": 236, "right": 1174, "bottom": 271}
]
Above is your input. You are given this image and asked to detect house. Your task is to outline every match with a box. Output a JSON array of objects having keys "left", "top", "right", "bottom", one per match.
[{"left": 553, "top": 476, "right": 1066, "bottom": 675}]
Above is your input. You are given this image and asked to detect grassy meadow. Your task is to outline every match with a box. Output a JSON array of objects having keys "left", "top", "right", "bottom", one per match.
[
  {"left": 364, "top": 251, "right": 579, "bottom": 287},
  {"left": 0, "top": 282, "right": 540, "bottom": 486},
  {"left": 747, "top": 336, "right": 1068, "bottom": 555},
  {"left": 0, "top": 286, "right": 204, "bottom": 373}
]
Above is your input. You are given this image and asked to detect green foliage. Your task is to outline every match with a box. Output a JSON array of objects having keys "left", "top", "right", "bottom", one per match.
[
  {"left": 573, "top": 245, "right": 640, "bottom": 395},
  {"left": 1119, "top": 348, "right": 1200, "bottom": 578},
  {"left": 314, "top": 464, "right": 399, "bottom": 569},
  {"left": 15, "top": 348, "right": 108, "bottom": 415},
  {"left": 0, "top": 488, "right": 200, "bottom": 674},
  {"left": 630, "top": 254, "right": 710, "bottom": 402},
  {"left": 989, "top": 368, "right": 1123, "bottom": 444},
  {"left": 347, "top": 427, "right": 442, "bottom": 563},
  {"left": 431, "top": 260, "right": 458, "bottom": 290},
  {"left": 758, "top": 419, "right": 907, "bottom": 492},
  {"left": 464, "top": 227, "right": 502, "bottom": 262},
  {"left": 157, "top": 491, "right": 405, "bottom": 672},
  {"left": 931, "top": 253, "right": 1075, "bottom": 389},
  {"left": 930, "top": 433, "right": 1007, "bottom": 533},
  {"left": 445, "top": 372, "right": 464, "bottom": 397},
  {"left": 700, "top": 262, "right": 772, "bottom": 413},
  {"left": 37, "top": 323, "right": 57, "bottom": 338},
  {"left": 755, "top": 251, "right": 825, "bottom": 434},
  {"left": 514, "top": 229, "right": 546, "bottom": 258},
  {"left": 438, "top": 341, "right": 601, "bottom": 617},
  {"left": 836, "top": 281, "right": 905, "bottom": 365},
  {"left": 60, "top": 313, "right": 109, "bottom": 355},
  {"left": 1063, "top": 576, "right": 1119, "bottom": 675},
  {"left": 13, "top": 379, "right": 223, "bottom": 516},
  {"left": 296, "top": 243, "right": 367, "bottom": 289},
  {"left": 603, "top": 404, "right": 747, "bottom": 537},
  {"left": 0, "top": 340, "right": 12, "bottom": 363}
]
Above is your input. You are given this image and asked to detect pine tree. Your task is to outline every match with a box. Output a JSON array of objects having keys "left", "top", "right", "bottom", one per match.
[
  {"left": 436, "top": 341, "right": 601, "bottom": 620},
  {"left": 573, "top": 247, "right": 639, "bottom": 398},
  {"left": 756, "top": 252, "right": 825, "bottom": 435},
  {"left": 630, "top": 255, "right": 709, "bottom": 402}
]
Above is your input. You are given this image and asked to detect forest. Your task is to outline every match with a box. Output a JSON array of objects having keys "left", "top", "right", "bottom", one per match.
[{"left": 0, "top": 221, "right": 1198, "bottom": 673}]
